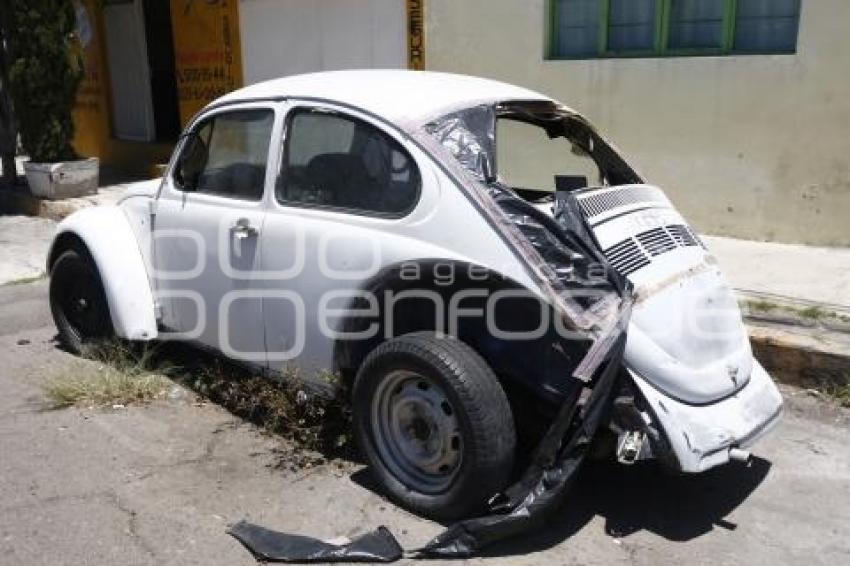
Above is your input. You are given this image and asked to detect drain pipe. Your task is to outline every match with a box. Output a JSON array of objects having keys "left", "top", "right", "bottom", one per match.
[{"left": 728, "top": 447, "right": 751, "bottom": 463}]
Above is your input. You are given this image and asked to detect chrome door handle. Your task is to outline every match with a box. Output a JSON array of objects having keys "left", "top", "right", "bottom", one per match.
[{"left": 231, "top": 218, "right": 258, "bottom": 239}]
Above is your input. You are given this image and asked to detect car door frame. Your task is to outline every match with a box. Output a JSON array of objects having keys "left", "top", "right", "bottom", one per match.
[
  {"left": 152, "top": 100, "right": 286, "bottom": 368},
  {"left": 258, "top": 98, "right": 442, "bottom": 376}
]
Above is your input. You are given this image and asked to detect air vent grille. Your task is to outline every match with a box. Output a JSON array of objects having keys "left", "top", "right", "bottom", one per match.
[
  {"left": 604, "top": 238, "right": 650, "bottom": 276},
  {"left": 579, "top": 186, "right": 668, "bottom": 218},
  {"left": 603, "top": 224, "right": 702, "bottom": 276},
  {"left": 667, "top": 224, "right": 699, "bottom": 248},
  {"left": 636, "top": 227, "right": 678, "bottom": 256}
]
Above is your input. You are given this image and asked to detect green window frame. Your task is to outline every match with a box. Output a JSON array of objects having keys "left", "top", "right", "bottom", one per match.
[{"left": 547, "top": 0, "right": 801, "bottom": 59}]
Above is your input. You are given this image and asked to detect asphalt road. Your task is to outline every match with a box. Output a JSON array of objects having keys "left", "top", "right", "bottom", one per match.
[{"left": 0, "top": 281, "right": 848, "bottom": 565}]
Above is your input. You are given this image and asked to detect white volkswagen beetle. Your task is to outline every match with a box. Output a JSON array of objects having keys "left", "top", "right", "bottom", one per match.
[{"left": 47, "top": 70, "right": 782, "bottom": 520}]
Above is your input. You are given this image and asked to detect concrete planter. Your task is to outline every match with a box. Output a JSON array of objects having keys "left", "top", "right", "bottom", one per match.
[{"left": 24, "top": 158, "right": 99, "bottom": 200}]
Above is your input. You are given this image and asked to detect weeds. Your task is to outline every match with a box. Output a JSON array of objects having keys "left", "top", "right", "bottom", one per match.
[
  {"left": 180, "top": 361, "right": 353, "bottom": 458},
  {"left": 745, "top": 299, "right": 778, "bottom": 314},
  {"left": 43, "top": 340, "right": 355, "bottom": 460},
  {"left": 2, "top": 273, "right": 46, "bottom": 287},
  {"left": 824, "top": 381, "right": 850, "bottom": 408},
  {"left": 44, "top": 341, "right": 171, "bottom": 408},
  {"left": 743, "top": 299, "right": 841, "bottom": 323},
  {"left": 798, "top": 305, "right": 827, "bottom": 321}
]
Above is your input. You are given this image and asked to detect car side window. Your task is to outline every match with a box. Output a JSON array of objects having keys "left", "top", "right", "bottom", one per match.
[
  {"left": 277, "top": 109, "right": 420, "bottom": 216},
  {"left": 175, "top": 109, "right": 274, "bottom": 201}
]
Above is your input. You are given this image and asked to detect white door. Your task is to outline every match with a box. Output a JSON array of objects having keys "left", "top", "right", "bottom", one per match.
[
  {"left": 261, "top": 104, "right": 427, "bottom": 375},
  {"left": 153, "top": 105, "right": 279, "bottom": 366},
  {"left": 103, "top": 0, "right": 155, "bottom": 141}
]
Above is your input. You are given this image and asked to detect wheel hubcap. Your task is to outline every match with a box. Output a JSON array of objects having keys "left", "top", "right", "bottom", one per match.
[
  {"left": 61, "top": 279, "right": 103, "bottom": 341},
  {"left": 371, "top": 370, "right": 462, "bottom": 494}
]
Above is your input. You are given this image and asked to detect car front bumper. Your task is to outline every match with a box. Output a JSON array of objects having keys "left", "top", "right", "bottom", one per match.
[{"left": 629, "top": 359, "right": 784, "bottom": 473}]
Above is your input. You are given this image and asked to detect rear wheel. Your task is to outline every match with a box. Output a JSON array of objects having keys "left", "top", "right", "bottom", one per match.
[
  {"left": 49, "top": 249, "right": 114, "bottom": 354},
  {"left": 353, "top": 332, "right": 516, "bottom": 520}
]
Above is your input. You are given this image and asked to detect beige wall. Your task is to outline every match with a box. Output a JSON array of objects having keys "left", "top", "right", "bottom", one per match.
[
  {"left": 425, "top": 0, "right": 850, "bottom": 245},
  {"left": 238, "top": 0, "right": 406, "bottom": 85}
]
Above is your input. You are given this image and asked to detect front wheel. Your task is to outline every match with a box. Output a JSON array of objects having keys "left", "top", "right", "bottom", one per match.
[
  {"left": 49, "top": 248, "right": 114, "bottom": 355},
  {"left": 352, "top": 332, "right": 516, "bottom": 520}
]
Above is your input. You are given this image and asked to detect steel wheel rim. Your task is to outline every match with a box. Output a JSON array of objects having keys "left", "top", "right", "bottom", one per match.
[
  {"left": 371, "top": 369, "right": 463, "bottom": 494},
  {"left": 58, "top": 270, "right": 105, "bottom": 342}
]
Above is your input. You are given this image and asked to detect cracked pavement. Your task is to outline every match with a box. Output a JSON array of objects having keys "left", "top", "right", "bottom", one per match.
[{"left": 0, "top": 280, "right": 848, "bottom": 565}]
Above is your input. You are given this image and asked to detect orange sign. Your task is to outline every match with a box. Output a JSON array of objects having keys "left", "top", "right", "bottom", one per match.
[
  {"left": 407, "top": 0, "right": 425, "bottom": 70},
  {"left": 71, "top": 0, "right": 111, "bottom": 158},
  {"left": 170, "top": 0, "right": 243, "bottom": 125}
]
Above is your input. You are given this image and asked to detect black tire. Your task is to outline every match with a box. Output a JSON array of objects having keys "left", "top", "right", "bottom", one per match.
[
  {"left": 49, "top": 248, "right": 114, "bottom": 355},
  {"left": 352, "top": 332, "right": 516, "bottom": 520}
]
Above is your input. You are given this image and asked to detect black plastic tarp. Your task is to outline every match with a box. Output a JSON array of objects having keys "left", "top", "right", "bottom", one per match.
[{"left": 228, "top": 522, "right": 404, "bottom": 563}]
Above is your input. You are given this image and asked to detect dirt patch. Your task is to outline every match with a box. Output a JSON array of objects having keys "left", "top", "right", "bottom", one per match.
[{"left": 181, "top": 359, "right": 354, "bottom": 461}]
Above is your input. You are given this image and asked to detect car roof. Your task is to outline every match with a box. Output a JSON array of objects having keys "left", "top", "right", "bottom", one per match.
[{"left": 212, "top": 70, "right": 565, "bottom": 129}]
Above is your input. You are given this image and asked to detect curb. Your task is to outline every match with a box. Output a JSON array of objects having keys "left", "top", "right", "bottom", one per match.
[
  {"left": 0, "top": 188, "right": 89, "bottom": 221},
  {"left": 0, "top": 184, "right": 132, "bottom": 221},
  {"left": 747, "top": 323, "right": 850, "bottom": 391},
  {"left": 739, "top": 292, "right": 850, "bottom": 391}
]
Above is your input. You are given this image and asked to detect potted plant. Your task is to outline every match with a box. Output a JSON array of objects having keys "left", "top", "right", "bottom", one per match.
[{"left": 4, "top": 0, "right": 98, "bottom": 199}]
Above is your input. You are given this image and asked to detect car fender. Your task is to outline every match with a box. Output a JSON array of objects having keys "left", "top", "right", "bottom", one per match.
[
  {"left": 331, "top": 259, "right": 588, "bottom": 403},
  {"left": 48, "top": 206, "right": 158, "bottom": 341}
]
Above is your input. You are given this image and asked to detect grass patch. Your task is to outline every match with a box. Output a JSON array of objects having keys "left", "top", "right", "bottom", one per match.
[
  {"left": 44, "top": 368, "right": 171, "bottom": 408},
  {"left": 744, "top": 299, "right": 779, "bottom": 314},
  {"left": 798, "top": 305, "right": 828, "bottom": 321},
  {"left": 44, "top": 340, "right": 355, "bottom": 461},
  {"left": 743, "top": 298, "right": 845, "bottom": 323},
  {"left": 2, "top": 273, "right": 45, "bottom": 287},
  {"left": 824, "top": 382, "right": 850, "bottom": 408},
  {"left": 43, "top": 341, "right": 171, "bottom": 409}
]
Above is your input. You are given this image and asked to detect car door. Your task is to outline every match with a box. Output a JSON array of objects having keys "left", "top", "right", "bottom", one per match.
[
  {"left": 260, "top": 103, "right": 427, "bottom": 375},
  {"left": 152, "top": 103, "right": 280, "bottom": 366}
]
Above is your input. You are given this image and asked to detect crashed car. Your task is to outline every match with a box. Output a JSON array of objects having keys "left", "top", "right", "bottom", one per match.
[{"left": 47, "top": 70, "right": 783, "bottom": 522}]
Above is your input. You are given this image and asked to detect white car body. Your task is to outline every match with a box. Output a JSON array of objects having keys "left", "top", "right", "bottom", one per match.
[{"left": 48, "top": 70, "right": 782, "bottom": 475}]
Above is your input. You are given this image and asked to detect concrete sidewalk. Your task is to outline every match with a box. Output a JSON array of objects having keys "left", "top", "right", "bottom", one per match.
[
  {"left": 0, "top": 215, "right": 55, "bottom": 285},
  {"left": 705, "top": 235, "right": 850, "bottom": 310},
  {"left": 0, "top": 179, "right": 152, "bottom": 285}
]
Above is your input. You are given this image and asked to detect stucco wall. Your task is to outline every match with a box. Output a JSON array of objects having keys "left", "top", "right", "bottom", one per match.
[
  {"left": 425, "top": 0, "right": 850, "bottom": 245},
  {"left": 238, "top": 0, "right": 406, "bottom": 85}
]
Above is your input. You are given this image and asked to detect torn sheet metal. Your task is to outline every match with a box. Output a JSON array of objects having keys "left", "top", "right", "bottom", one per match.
[{"left": 227, "top": 521, "right": 403, "bottom": 563}]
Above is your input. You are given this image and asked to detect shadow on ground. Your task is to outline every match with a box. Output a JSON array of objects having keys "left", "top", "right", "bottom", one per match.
[
  {"left": 349, "top": 445, "right": 771, "bottom": 553},
  {"left": 480, "top": 456, "right": 771, "bottom": 557}
]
